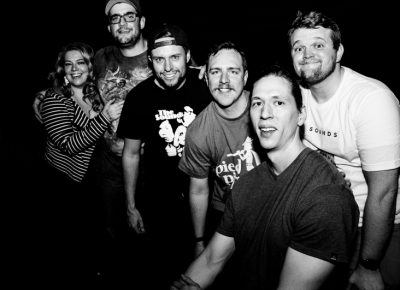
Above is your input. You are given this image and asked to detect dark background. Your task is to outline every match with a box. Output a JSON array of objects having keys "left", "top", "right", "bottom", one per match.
[{"left": 4, "top": 0, "right": 398, "bottom": 283}]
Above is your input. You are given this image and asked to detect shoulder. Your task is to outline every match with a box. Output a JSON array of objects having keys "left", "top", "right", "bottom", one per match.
[
  {"left": 297, "top": 149, "right": 349, "bottom": 188},
  {"left": 43, "top": 89, "right": 69, "bottom": 104},
  {"left": 343, "top": 67, "right": 397, "bottom": 104},
  {"left": 95, "top": 46, "right": 115, "bottom": 58},
  {"left": 125, "top": 77, "right": 155, "bottom": 98},
  {"left": 186, "top": 103, "right": 214, "bottom": 135}
]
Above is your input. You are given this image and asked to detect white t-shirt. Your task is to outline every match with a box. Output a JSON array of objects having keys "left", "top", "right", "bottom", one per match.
[{"left": 302, "top": 66, "right": 400, "bottom": 226}]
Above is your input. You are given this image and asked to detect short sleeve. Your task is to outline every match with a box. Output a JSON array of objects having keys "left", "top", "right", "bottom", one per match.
[
  {"left": 354, "top": 89, "right": 400, "bottom": 171},
  {"left": 290, "top": 184, "right": 359, "bottom": 264},
  {"left": 117, "top": 88, "right": 143, "bottom": 140},
  {"left": 178, "top": 125, "right": 212, "bottom": 178}
]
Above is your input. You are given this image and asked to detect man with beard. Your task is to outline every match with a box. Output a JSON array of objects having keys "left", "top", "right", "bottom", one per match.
[
  {"left": 288, "top": 10, "right": 400, "bottom": 290},
  {"left": 31, "top": 0, "right": 152, "bottom": 284},
  {"left": 92, "top": 0, "right": 151, "bottom": 249},
  {"left": 171, "top": 65, "right": 359, "bottom": 290},
  {"left": 117, "top": 23, "right": 210, "bottom": 289}
]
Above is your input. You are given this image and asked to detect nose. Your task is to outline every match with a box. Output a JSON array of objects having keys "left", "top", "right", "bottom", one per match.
[
  {"left": 164, "top": 59, "right": 172, "bottom": 71},
  {"left": 71, "top": 63, "right": 78, "bottom": 71},
  {"left": 261, "top": 104, "right": 273, "bottom": 119},
  {"left": 219, "top": 72, "right": 229, "bottom": 84},
  {"left": 303, "top": 47, "right": 314, "bottom": 59},
  {"left": 119, "top": 16, "right": 127, "bottom": 25}
]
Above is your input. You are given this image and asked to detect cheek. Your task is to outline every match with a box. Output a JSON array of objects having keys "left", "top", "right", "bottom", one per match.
[
  {"left": 208, "top": 77, "right": 218, "bottom": 88},
  {"left": 153, "top": 63, "right": 163, "bottom": 73},
  {"left": 250, "top": 111, "right": 259, "bottom": 127}
]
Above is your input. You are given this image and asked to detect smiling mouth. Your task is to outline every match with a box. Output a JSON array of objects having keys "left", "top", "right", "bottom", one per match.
[
  {"left": 163, "top": 73, "right": 176, "bottom": 79},
  {"left": 260, "top": 127, "right": 276, "bottom": 136},
  {"left": 217, "top": 87, "right": 232, "bottom": 92}
]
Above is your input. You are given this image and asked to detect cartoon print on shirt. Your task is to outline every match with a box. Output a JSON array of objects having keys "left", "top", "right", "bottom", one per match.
[
  {"left": 97, "top": 66, "right": 152, "bottom": 155},
  {"left": 217, "top": 137, "right": 260, "bottom": 189},
  {"left": 157, "top": 106, "right": 196, "bottom": 157},
  {"left": 227, "top": 137, "right": 261, "bottom": 171}
]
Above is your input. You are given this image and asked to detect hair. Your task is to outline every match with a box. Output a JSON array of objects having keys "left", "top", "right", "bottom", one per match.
[
  {"left": 252, "top": 64, "right": 304, "bottom": 138},
  {"left": 47, "top": 42, "right": 103, "bottom": 113},
  {"left": 205, "top": 41, "right": 248, "bottom": 72},
  {"left": 287, "top": 10, "right": 342, "bottom": 50}
]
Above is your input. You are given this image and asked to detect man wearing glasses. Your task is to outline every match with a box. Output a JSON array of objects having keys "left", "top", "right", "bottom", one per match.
[
  {"left": 87, "top": 0, "right": 153, "bottom": 283},
  {"left": 31, "top": 1, "right": 151, "bottom": 282}
]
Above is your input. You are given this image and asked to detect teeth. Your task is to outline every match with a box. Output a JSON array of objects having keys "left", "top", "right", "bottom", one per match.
[{"left": 261, "top": 128, "right": 275, "bottom": 132}]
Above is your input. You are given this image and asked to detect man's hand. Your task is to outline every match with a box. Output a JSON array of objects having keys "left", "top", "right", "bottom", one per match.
[
  {"left": 347, "top": 265, "right": 384, "bottom": 290},
  {"left": 170, "top": 274, "right": 202, "bottom": 290},
  {"left": 33, "top": 90, "right": 47, "bottom": 123},
  {"left": 127, "top": 206, "right": 145, "bottom": 234},
  {"left": 189, "top": 65, "right": 206, "bottom": 80}
]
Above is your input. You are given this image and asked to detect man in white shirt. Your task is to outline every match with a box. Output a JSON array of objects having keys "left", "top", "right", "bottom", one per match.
[{"left": 288, "top": 10, "right": 400, "bottom": 290}]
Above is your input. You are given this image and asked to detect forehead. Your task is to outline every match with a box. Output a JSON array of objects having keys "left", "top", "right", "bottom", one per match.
[
  {"left": 151, "top": 44, "right": 185, "bottom": 58},
  {"left": 252, "top": 75, "right": 293, "bottom": 101},
  {"left": 291, "top": 27, "right": 333, "bottom": 46},
  {"left": 65, "top": 50, "right": 85, "bottom": 61},
  {"left": 109, "top": 3, "right": 136, "bottom": 15},
  {"left": 208, "top": 49, "right": 243, "bottom": 69}
]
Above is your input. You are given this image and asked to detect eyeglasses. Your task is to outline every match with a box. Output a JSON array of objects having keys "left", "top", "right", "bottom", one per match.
[{"left": 109, "top": 12, "right": 138, "bottom": 24}]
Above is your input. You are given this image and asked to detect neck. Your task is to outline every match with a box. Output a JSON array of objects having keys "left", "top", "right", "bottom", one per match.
[
  {"left": 215, "top": 90, "right": 249, "bottom": 119},
  {"left": 267, "top": 134, "right": 306, "bottom": 175},
  {"left": 309, "top": 65, "right": 343, "bottom": 104},
  {"left": 119, "top": 37, "right": 147, "bottom": 57},
  {"left": 154, "top": 78, "right": 187, "bottom": 91},
  {"left": 70, "top": 86, "right": 83, "bottom": 99}
]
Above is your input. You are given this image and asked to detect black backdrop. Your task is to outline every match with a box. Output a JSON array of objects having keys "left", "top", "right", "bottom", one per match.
[{"left": 5, "top": 0, "right": 399, "bottom": 283}]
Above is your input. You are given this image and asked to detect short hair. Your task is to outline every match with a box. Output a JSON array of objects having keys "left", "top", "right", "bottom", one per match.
[
  {"left": 206, "top": 41, "right": 248, "bottom": 72},
  {"left": 287, "top": 10, "right": 342, "bottom": 50},
  {"left": 252, "top": 64, "right": 303, "bottom": 111}
]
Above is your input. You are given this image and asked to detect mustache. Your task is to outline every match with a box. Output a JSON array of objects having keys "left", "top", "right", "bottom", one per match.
[{"left": 216, "top": 85, "right": 233, "bottom": 90}]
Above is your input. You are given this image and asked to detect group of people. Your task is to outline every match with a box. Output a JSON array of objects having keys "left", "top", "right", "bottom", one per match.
[{"left": 33, "top": 1, "right": 399, "bottom": 289}]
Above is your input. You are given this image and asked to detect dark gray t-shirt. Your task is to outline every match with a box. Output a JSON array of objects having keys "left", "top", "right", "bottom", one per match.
[{"left": 218, "top": 148, "right": 359, "bottom": 290}]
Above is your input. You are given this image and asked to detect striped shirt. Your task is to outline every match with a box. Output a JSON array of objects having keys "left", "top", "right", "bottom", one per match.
[{"left": 41, "top": 90, "right": 110, "bottom": 182}]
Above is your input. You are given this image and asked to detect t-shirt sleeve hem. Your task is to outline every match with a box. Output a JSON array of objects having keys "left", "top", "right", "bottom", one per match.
[{"left": 289, "top": 241, "right": 350, "bottom": 264}]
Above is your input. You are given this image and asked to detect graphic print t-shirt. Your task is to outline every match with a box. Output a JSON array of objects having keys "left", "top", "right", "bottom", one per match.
[
  {"left": 94, "top": 46, "right": 152, "bottom": 155},
  {"left": 117, "top": 69, "right": 211, "bottom": 196},
  {"left": 179, "top": 101, "right": 261, "bottom": 211}
]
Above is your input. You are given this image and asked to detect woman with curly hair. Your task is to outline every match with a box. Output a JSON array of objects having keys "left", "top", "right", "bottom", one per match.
[{"left": 39, "top": 42, "right": 123, "bottom": 284}]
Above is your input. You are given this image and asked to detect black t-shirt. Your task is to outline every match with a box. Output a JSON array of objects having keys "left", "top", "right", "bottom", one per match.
[{"left": 117, "top": 68, "right": 211, "bottom": 201}]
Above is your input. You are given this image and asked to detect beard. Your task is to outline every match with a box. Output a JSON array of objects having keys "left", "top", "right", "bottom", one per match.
[
  {"left": 113, "top": 30, "right": 140, "bottom": 48},
  {"left": 299, "top": 60, "right": 336, "bottom": 86}
]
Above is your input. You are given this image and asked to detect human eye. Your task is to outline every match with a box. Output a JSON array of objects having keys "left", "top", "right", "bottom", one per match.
[
  {"left": 313, "top": 42, "right": 325, "bottom": 49},
  {"left": 293, "top": 46, "right": 304, "bottom": 53},
  {"left": 110, "top": 15, "right": 120, "bottom": 23},
  {"left": 251, "top": 99, "right": 262, "bottom": 108},
  {"left": 125, "top": 12, "right": 136, "bottom": 21},
  {"left": 274, "top": 100, "right": 284, "bottom": 106},
  {"left": 171, "top": 55, "right": 180, "bottom": 61},
  {"left": 153, "top": 57, "right": 163, "bottom": 63},
  {"left": 209, "top": 69, "right": 219, "bottom": 75},
  {"left": 77, "top": 60, "right": 86, "bottom": 66},
  {"left": 230, "top": 69, "right": 240, "bottom": 75}
]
